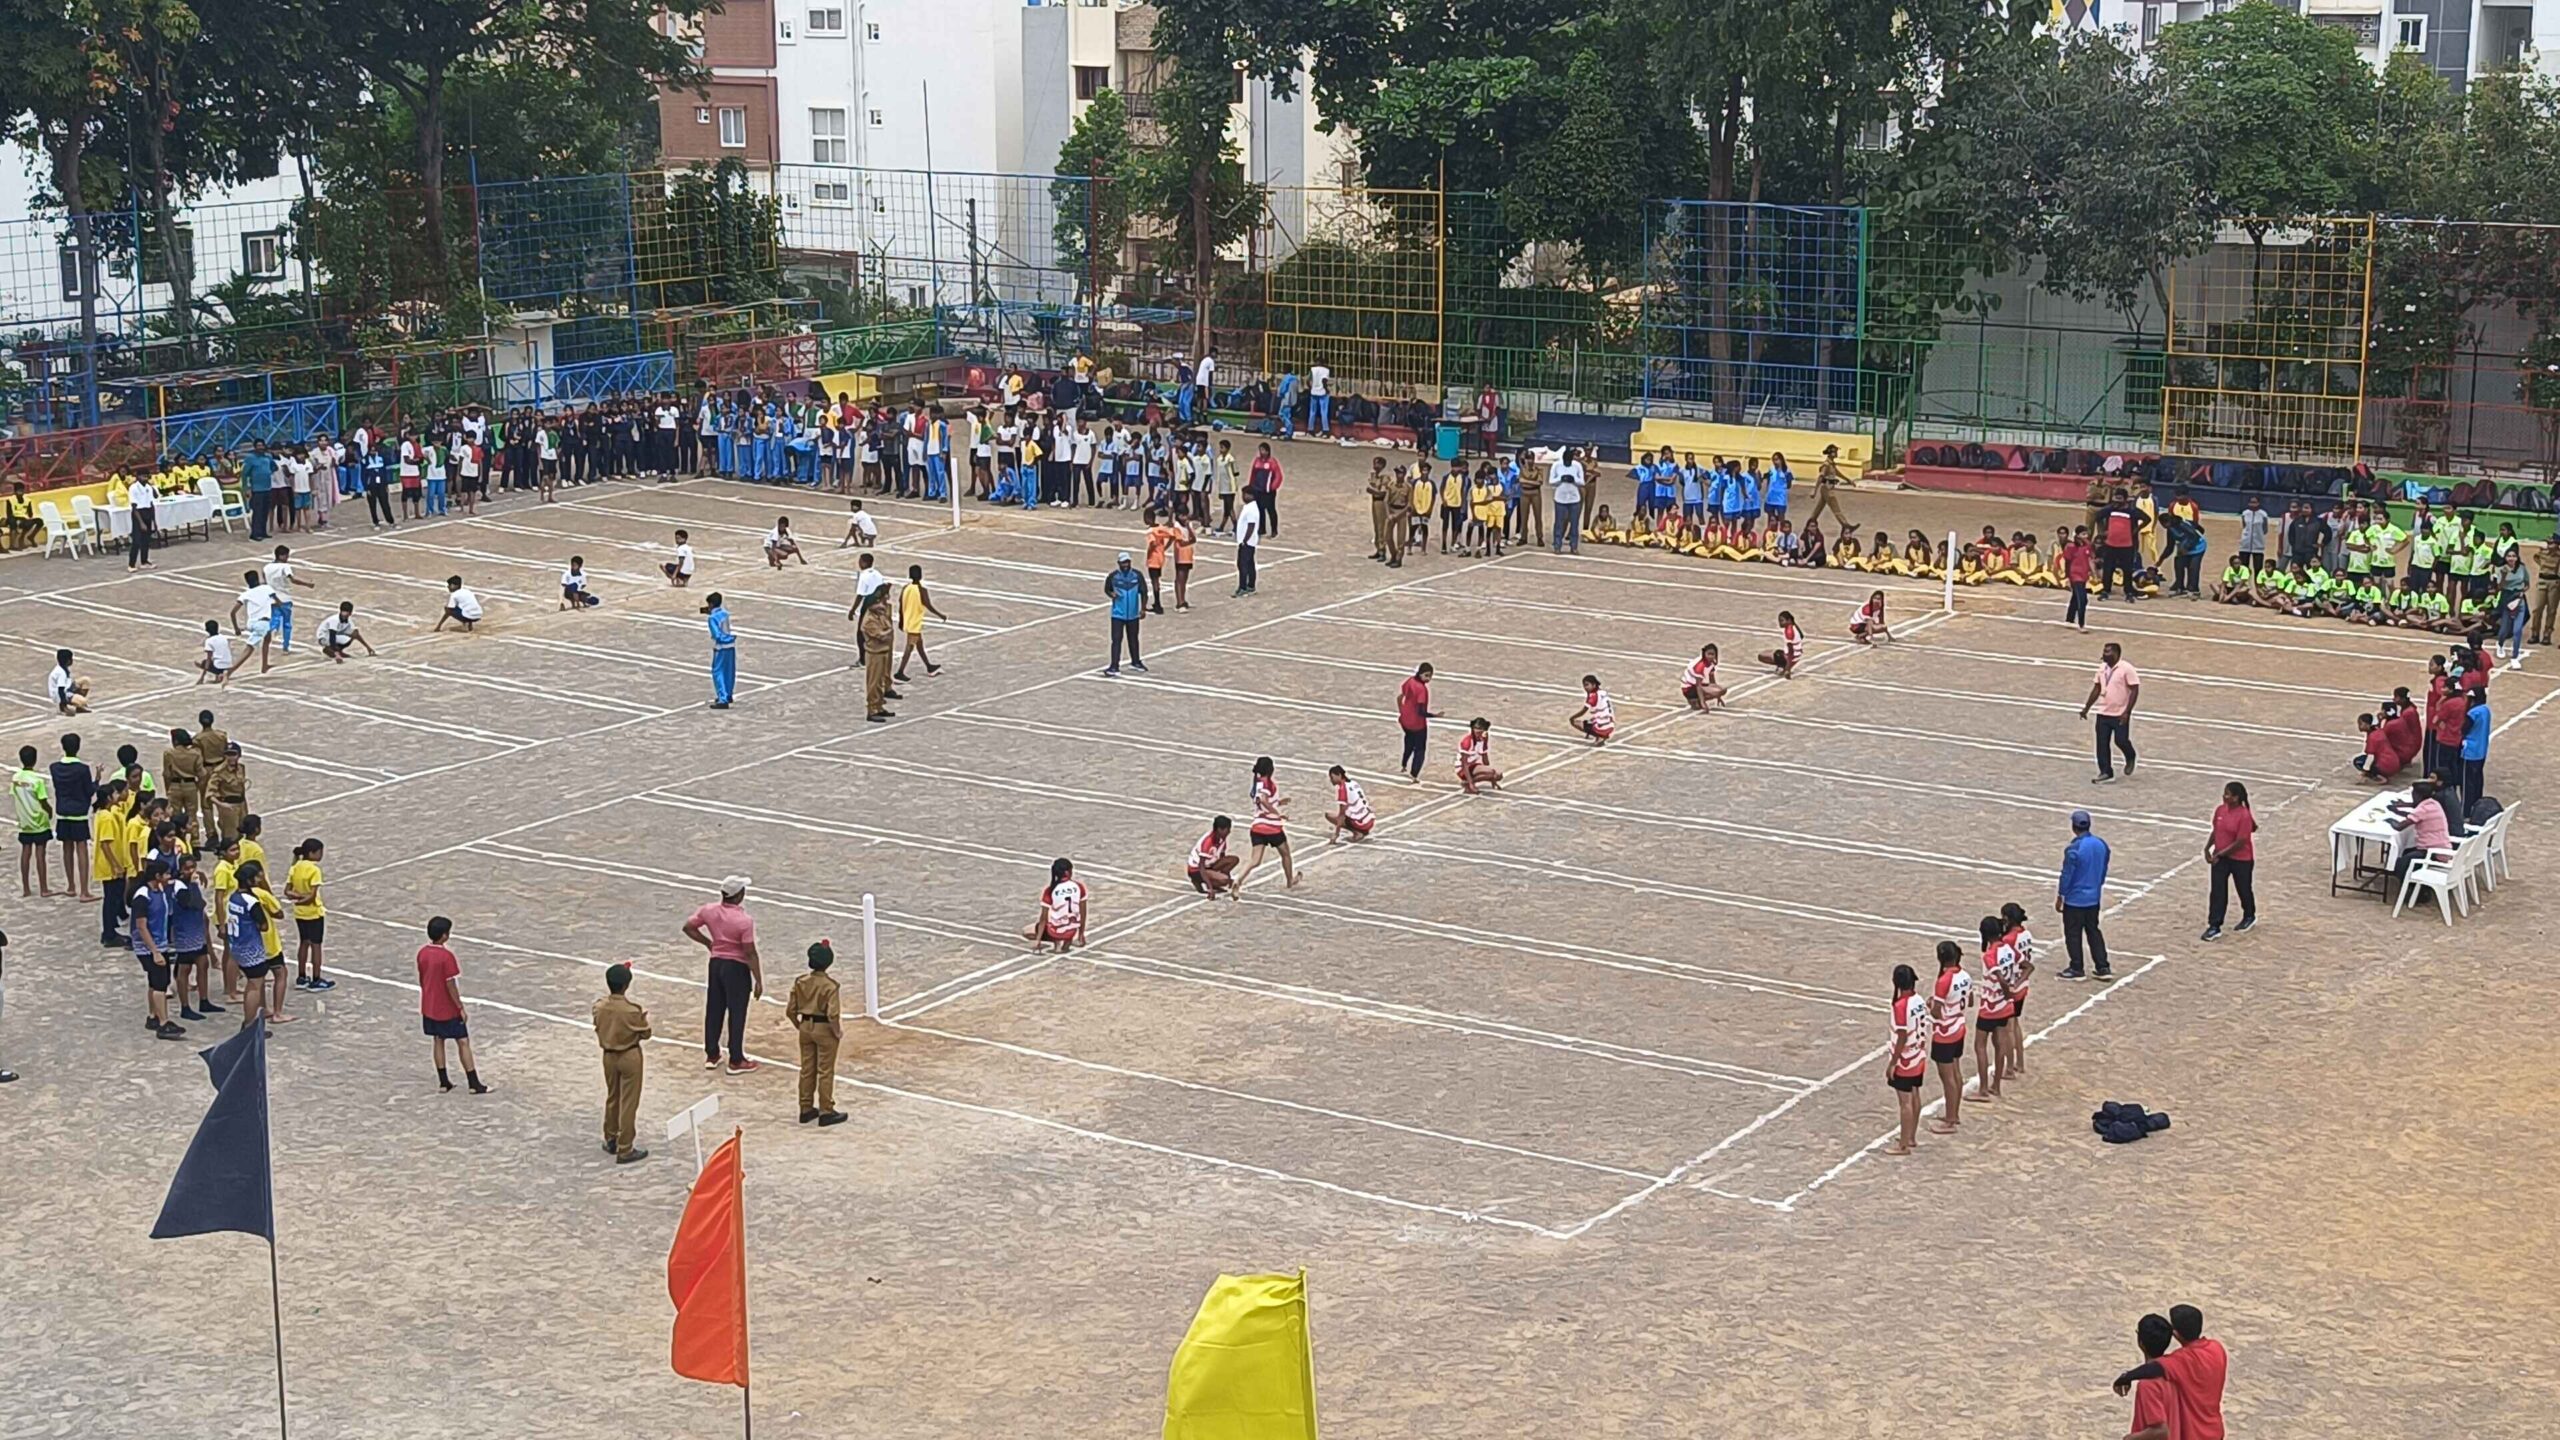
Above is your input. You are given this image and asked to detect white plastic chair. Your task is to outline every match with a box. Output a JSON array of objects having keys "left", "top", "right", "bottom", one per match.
[
  {"left": 37, "top": 499, "right": 87, "bottom": 557},
  {"left": 2394, "top": 842, "right": 2469, "bottom": 924},
  {"left": 70, "top": 495, "right": 106, "bottom": 552},
  {"left": 198, "top": 475, "right": 243, "bottom": 532},
  {"left": 2484, "top": 803, "right": 2515, "bottom": 887}
]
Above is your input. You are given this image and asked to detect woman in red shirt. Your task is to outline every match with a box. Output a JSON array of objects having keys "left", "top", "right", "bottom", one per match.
[
  {"left": 1247, "top": 444, "right": 1283, "bottom": 538},
  {"left": 2202, "top": 781, "right": 2257, "bottom": 941}
]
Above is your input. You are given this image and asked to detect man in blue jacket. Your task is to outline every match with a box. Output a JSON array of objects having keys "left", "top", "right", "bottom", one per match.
[
  {"left": 1104, "top": 551, "right": 1149, "bottom": 678},
  {"left": 704, "top": 593, "right": 738, "bottom": 710},
  {"left": 2056, "top": 808, "right": 2113, "bottom": 980}
]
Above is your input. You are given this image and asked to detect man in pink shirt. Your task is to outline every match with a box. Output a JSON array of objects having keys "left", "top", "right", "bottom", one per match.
[
  {"left": 2079, "top": 641, "right": 2141, "bottom": 783},
  {"left": 682, "top": 876, "right": 765, "bottom": 1074}
]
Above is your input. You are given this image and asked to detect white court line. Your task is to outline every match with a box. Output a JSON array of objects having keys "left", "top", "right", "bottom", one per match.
[
  {"left": 2492, "top": 683, "right": 2560, "bottom": 738},
  {"left": 1305, "top": 612, "right": 1716, "bottom": 671},
  {"left": 1975, "top": 609, "right": 2445, "bottom": 662},
  {"left": 1705, "top": 707, "right": 2323, "bottom": 787},
  {"left": 1065, "top": 671, "right": 1591, "bottom": 747},
  {"left": 1897, "top": 640, "right": 2376, "bottom": 702},
  {"left": 368, "top": 656, "right": 674, "bottom": 717},
  {"left": 1807, "top": 674, "right": 2345, "bottom": 744},
  {"left": 0, "top": 693, "right": 400, "bottom": 784},
  {"left": 316, "top": 960, "right": 1576, "bottom": 1238},
  {"left": 636, "top": 478, "right": 1321, "bottom": 558},
  {"left": 1770, "top": 952, "right": 2176, "bottom": 1213},
  {"left": 1190, "top": 641, "right": 1681, "bottom": 709}
]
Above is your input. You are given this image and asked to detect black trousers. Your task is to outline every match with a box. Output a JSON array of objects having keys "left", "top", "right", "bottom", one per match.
[
  {"left": 704, "top": 958, "right": 753, "bottom": 1063},
  {"left": 2208, "top": 858, "right": 2256, "bottom": 929},
  {"left": 1235, "top": 545, "right": 1259, "bottom": 593},
  {"left": 365, "top": 481, "right": 396, "bottom": 526},
  {"left": 101, "top": 874, "right": 130, "bottom": 942},
  {"left": 1110, "top": 616, "right": 1143, "bottom": 670},
  {"left": 2065, "top": 582, "right": 2089, "bottom": 628},
  {"left": 127, "top": 515, "right": 154, "bottom": 566},
  {"left": 2095, "top": 713, "right": 2135, "bottom": 778},
  {"left": 1259, "top": 491, "right": 1278, "bottom": 537},
  {"left": 2062, "top": 903, "right": 2110, "bottom": 974},
  {"left": 1401, "top": 725, "right": 1428, "bottom": 778},
  {"left": 2173, "top": 551, "right": 2202, "bottom": 594},
  {"left": 2099, "top": 547, "right": 2137, "bottom": 599}
]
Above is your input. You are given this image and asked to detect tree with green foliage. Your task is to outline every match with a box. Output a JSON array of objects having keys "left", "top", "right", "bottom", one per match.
[
  {"left": 1052, "top": 88, "right": 1134, "bottom": 304},
  {"left": 2153, "top": 2, "right": 2377, "bottom": 231}
]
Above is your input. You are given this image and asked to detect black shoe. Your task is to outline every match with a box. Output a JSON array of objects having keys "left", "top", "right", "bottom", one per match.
[
  {"left": 440, "top": 1074, "right": 456, "bottom": 1092},
  {"left": 0, "top": 1070, "right": 17, "bottom": 1083},
  {"left": 817, "top": 1111, "right": 848, "bottom": 1127},
  {"left": 145, "top": 1016, "right": 163, "bottom": 1032},
  {"left": 156, "top": 1022, "right": 187, "bottom": 1040},
  {"left": 604, "top": 1140, "right": 617, "bottom": 1153},
  {"left": 2059, "top": 967, "right": 2086, "bottom": 981},
  {"left": 2094, "top": 968, "right": 2114, "bottom": 980},
  {"left": 800, "top": 1107, "right": 820, "bottom": 1124},
  {"left": 867, "top": 711, "right": 893, "bottom": 722},
  {"left": 198, "top": 999, "right": 225, "bottom": 1013},
  {"left": 467, "top": 1078, "right": 489, "bottom": 1094},
  {"left": 180, "top": 1007, "right": 205, "bottom": 1022},
  {"left": 615, "top": 1148, "right": 650, "bottom": 1164},
  {"left": 883, "top": 689, "right": 904, "bottom": 700},
  {"left": 102, "top": 933, "right": 128, "bottom": 948},
  {"left": 2236, "top": 915, "right": 2257, "bottom": 932},
  {"left": 2199, "top": 927, "right": 2221, "bottom": 942}
]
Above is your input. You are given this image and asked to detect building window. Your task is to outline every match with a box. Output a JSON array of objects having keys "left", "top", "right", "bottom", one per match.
[
  {"left": 1075, "top": 65, "right": 1108, "bottom": 101},
  {"left": 57, "top": 245, "right": 84, "bottom": 302},
  {"left": 717, "top": 106, "right": 747, "bottom": 149},
  {"left": 812, "top": 181, "right": 852, "bottom": 207},
  {"left": 807, "top": 5, "right": 845, "bottom": 34},
  {"left": 867, "top": 107, "right": 885, "bottom": 128},
  {"left": 241, "top": 230, "right": 286, "bottom": 279},
  {"left": 864, "top": 20, "right": 881, "bottom": 40},
  {"left": 810, "top": 107, "right": 849, "bottom": 163},
  {"left": 2394, "top": 14, "right": 2425, "bottom": 50},
  {"left": 140, "top": 225, "right": 195, "bottom": 287}
]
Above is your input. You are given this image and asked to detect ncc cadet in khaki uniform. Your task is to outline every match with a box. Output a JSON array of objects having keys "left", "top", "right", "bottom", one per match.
[
  {"left": 788, "top": 940, "right": 848, "bottom": 1127},
  {"left": 192, "top": 712, "right": 230, "bottom": 841},
  {"left": 207, "top": 743, "right": 249, "bottom": 844},
  {"left": 593, "top": 963, "right": 652, "bottom": 1164},
  {"left": 1364, "top": 458, "right": 1394, "bottom": 563},
  {"left": 858, "top": 588, "right": 897, "bottom": 721},
  {"left": 161, "top": 728, "right": 203, "bottom": 845},
  {"left": 1516, "top": 457, "right": 1546, "bottom": 548}
]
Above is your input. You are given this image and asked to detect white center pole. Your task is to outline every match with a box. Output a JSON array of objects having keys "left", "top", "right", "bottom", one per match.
[
  {"left": 1944, "top": 529, "right": 1957, "bottom": 614},
  {"left": 862, "top": 891, "right": 881, "bottom": 1019}
]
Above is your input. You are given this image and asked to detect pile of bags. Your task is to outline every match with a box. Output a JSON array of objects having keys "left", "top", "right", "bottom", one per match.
[{"left": 2093, "top": 1101, "right": 2173, "bottom": 1145}]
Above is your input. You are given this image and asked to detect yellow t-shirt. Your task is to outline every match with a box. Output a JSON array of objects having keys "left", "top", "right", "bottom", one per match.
[
  {"left": 286, "top": 858, "right": 325, "bottom": 920},
  {"left": 94, "top": 803, "right": 129, "bottom": 879},
  {"left": 1410, "top": 478, "right": 1433, "bottom": 516},
  {"left": 238, "top": 837, "right": 267, "bottom": 871},
  {"left": 900, "top": 584, "right": 926, "bottom": 633},
  {"left": 212, "top": 858, "right": 238, "bottom": 914},
  {"left": 250, "top": 888, "right": 284, "bottom": 959}
]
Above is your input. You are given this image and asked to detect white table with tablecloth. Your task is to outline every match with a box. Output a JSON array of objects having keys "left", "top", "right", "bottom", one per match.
[
  {"left": 101, "top": 492, "right": 217, "bottom": 540},
  {"left": 2330, "top": 787, "right": 2412, "bottom": 896}
]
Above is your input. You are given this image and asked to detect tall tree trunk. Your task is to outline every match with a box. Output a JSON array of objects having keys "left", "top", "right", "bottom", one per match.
[
  {"left": 417, "top": 65, "right": 451, "bottom": 284},
  {"left": 1816, "top": 103, "right": 1850, "bottom": 430},
  {"left": 1191, "top": 159, "right": 1212, "bottom": 363},
  {"left": 1705, "top": 76, "right": 1743, "bottom": 423},
  {"left": 292, "top": 145, "right": 319, "bottom": 318},
  {"left": 54, "top": 137, "right": 103, "bottom": 428},
  {"left": 142, "top": 72, "right": 195, "bottom": 370}
]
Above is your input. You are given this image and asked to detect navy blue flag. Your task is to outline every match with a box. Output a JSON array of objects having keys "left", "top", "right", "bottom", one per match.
[{"left": 149, "top": 1017, "right": 275, "bottom": 1242}]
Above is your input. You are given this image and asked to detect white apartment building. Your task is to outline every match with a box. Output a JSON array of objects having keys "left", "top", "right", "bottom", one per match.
[{"left": 2054, "top": 0, "right": 2560, "bottom": 89}]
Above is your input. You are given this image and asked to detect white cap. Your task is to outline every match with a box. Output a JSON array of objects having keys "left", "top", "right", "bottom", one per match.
[{"left": 720, "top": 875, "right": 750, "bottom": 898}]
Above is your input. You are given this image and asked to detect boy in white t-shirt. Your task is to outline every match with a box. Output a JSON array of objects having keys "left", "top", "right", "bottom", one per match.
[
  {"left": 435, "top": 576, "right": 484, "bottom": 632},
  {"left": 196, "top": 622, "right": 236, "bottom": 685},
  {"left": 662, "top": 530, "right": 695, "bottom": 587}
]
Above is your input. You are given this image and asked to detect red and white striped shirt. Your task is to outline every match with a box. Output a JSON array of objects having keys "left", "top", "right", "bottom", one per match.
[
  {"left": 1851, "top": 597, "right": 1883, "bottom": 631},
  {"left": 1043, "top": 878, "right": 1086, "bottom": 934},
  {"left": 1890, "top": 993, "right": 1929, "bottom": 1076},
  {"left": 1249, "top": 775, "right": 1284, "bottom": 836},
  {"left": 1929, "top": 968, "right": 1972, "bottom": 1044},
  {"left": 1979, "top": 939, "right": 2020, "bottom": 1020},
  {"left": 1683, "top": 656, "right": 1717, "bottom": 691},
  {"left": 1336, "top": 778, "right": 1374, "bottom": 827},
  {"left": 1456, "top": 732, "right": 1489, "bottom": 773},
  {"left": 1187, "top": 829, "right": 1227, "bottom": 873},
  {"left": 1781, "top": 621, "right": 1805, "bottom": 664},
  {"left": 1582, "top": 686, "right": 1615, "bottom": 737}
]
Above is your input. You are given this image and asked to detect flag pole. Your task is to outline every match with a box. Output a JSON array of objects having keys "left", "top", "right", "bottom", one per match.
[
  {"left": 267, "top": 1235, "right": 288, "bottom": 1440},
  {"left": 737, "top": 1128, "right": 751, "bottom": 1440}
]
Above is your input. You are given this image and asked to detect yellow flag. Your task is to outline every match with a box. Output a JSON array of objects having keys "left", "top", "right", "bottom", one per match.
[{"left": 1162, "top": 1270, "right": 1318, "bottom": 1440}]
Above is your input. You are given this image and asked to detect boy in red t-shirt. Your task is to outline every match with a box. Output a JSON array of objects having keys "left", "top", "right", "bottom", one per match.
[
  {"left": 2064, "top": 526, "right": 2096, "bottom": 630},
  {"left": 415, "top": 915, "right": 488, "bottom": 1094},
  {"left": 2123, "top": 1313, "right": 2180, "bottom": 1440}
]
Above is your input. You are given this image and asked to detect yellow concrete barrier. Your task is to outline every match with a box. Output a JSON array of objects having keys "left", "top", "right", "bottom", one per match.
[{"left": 1629, "top": 420, "right": 1870, "bottom": 478}]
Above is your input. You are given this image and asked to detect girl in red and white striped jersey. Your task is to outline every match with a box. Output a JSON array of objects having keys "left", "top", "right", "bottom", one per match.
[
  {"left": 1185, "top": 815, "right": 1239, "bottom": 899},
  {"left": 1756, "top": 611, "right": 1804, "bottom": 677},
  {"left": 1681, "top": 643, "right": 1727, "bottom": 711},
  {"left": 1998, "top": 901, "right": 2037, "bottom": 1077},
  {"left": 1456, "top": 718, "right": 1503, "bottom": 794},
  {"left": 1972, "top": 915, "right": 2018, "bottom": 1101},
  {"left": 1323, "top": 765, "right": 1375, "bottom": 844},
  {"left": 1849, "top": 590, "right": 1892, "bottom": 645},
  {"left": 1925, "top": 940, "right": 1971, "bottom": 1134},
  {"left": 1568, "top": 675, "right": 1616, "bottom": 743},
  {"left": 1231, "top": 757, "right": 1299, "bottom": 893},
  {"left": 1022, "top": 857, "right": 1087, "bottom": 952},
  {"left": 1885, "top": 962, "right": 1929, "bottom": 1156}
]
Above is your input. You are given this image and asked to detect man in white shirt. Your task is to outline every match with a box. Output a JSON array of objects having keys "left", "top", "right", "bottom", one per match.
[
  {"left": 263, "top": 546, "right": 314, "bottom": 652},
  {"left": 1308, "top": 363, "right": 1332, "bottom": 435},
  {"left": 654, "top": 401, "right": 679, "bottom": 476},
  {"left": 227, "top": 570, "right": 281, "bottom": 674},
  {"left": 198, "top": 622, "right": 237, "bottom": 685},
  {"left": 124, "top": 473, "right": 160, "bottom": 570},
  {"left": 47, "top": 649, "right": 89, "bottom": 714},
  {"left": 1233, "top": 498, "right": 1262, "bottom": 597},
  {"left": 316, "top": 601, "right": 374, "bottom": 663},
  {"left": 435, "top": 575, "right": 484, "bottom": 632},
  {"left": 662, "top": 530, "right": 696, "bottom": 587}
]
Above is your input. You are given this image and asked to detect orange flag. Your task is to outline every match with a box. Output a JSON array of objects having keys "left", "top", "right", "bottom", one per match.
[{"left": 667, "top": 1129, "right": 750, "bottom": 1387}]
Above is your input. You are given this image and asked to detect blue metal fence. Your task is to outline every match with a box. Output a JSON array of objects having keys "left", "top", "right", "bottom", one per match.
[{"left": 159, "top": 395, "right": 341, "bottom": 460}]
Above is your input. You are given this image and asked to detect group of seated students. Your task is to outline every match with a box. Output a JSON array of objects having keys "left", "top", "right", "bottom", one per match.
[
  {"left": 2207, "top": 557, "right": 2484, "bottom": 633},
  {"left": 1585, "top": 505, "right": 2135, "bottom": 591}
]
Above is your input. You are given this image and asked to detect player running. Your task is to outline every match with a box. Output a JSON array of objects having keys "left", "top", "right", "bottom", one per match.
[
  {"left": 1567, "top": 675, "right": 1616, "bottom": 744},
  {"left": 1681, "top": 643, "right": 1726, "bottom": 712},
  {"left": 1231, "top": 757, "right": 1300, "bottom": 893},
  {"left": 1022, "top": 857, "right": 1086, "bottom": 953},
  {"left": 1323, "top": 765, "right": 1375, "bottom": 845}
]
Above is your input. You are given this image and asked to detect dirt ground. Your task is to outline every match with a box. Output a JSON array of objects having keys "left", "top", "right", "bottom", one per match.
[{"left": 0, "top": 439, "right": 2551, "bottom": 1439}]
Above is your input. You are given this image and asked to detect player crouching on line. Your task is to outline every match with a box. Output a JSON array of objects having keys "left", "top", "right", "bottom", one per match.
[
  {"left": 1324, "top": 765, "right": 1375, "bottom": 845},
  {"left": 1023, "top": 857, "right": 1086, "bottom": 953},
  {"left": 1681, "top": 643, "right": 1727, "bottom": 711},
  {"left": 1567, "top": 674, "right": 1616, "bottom": 744},
  {"left": 1186, "top": 816, "right": 1240, "bottom": 899},
  {"left": 1849, "top": 590, "right": 1893, "bottom": 645}
]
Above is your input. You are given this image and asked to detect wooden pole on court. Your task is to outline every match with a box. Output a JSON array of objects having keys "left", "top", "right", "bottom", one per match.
[
  {"left": 1943, "top": 530, "right": 1956, "bottom": 613},
  {"left": 862, "top": 893, "right": 880, "bottom": 1018}
]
